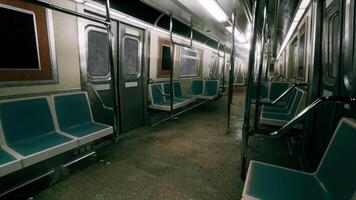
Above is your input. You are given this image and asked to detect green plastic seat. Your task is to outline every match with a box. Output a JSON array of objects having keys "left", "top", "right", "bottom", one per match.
[
  {"left": 0, "top": 147, "right": 22, "bottom": 177},
  {"left": 243, "top": 118, "right": 356, "bottom": 200},
  {"left": 251, "top": 82, "right": 269, "bottom": 101},
  {"left": 0, "top": 97, "right": 77, "bottom": 167},
  {"left": 270, "top": 82, "right": 290, "bottom": 101},
  {"left": 53, "top": 92, "right": 113, "bottom": 146},
  {"left": 263, "top": 88, "right": 297, "bottom": 112},
  {"left": 149, "top": 84, "right": 187, "bottom": 111},
  {"left": 190, "top": 80, "right": 203, "bottom": 96},
  {"left": 260, "top": 89, "right": 305, "bottom": 126},
  {"left": 203, "top": 80, "right": 218, "bottom": 97},
  {"left": 162, "top": 83, "right": 189, "bottom": 103},
  {"left": 173, "top": 82, "right": 195, "bottom": 102}
]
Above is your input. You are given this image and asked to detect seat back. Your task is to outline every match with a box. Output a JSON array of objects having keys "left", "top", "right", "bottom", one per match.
[
  {"left": 150, "top": 84, "right": 165, "bottom": 104},
  {"left": 173, "top": 82, "right": 183, "bottom": 98},
  {"left": 288, "top": 89, "right": 307, "bottom": 116},
  {"left": 53, "top": 92, "right": 93, "bottom": 129},
  {"left": 163, "top": 82, "right": 172, "bottom": 95},
  {"left": 251, "top": 82, "right": 269, "bottom": 99},
  {"left": 316, "top": 118, "right": 356, "bottom": 199},
  {"left": 270, "top": 82, "right": 289, "bottom": 101},
  {"left": 0, "top": 97, "right": 55, "bottom": 145},
  {"left": 191, "top": 80, "right": 203, "bottom": 95},
  {"left": 204, "top": 80, "right": 218, "bottom": 96}
]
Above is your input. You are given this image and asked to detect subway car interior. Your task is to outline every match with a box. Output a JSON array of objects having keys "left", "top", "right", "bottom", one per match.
[{"left": 0, "top": 0, "right": 355, "bottom": 199}]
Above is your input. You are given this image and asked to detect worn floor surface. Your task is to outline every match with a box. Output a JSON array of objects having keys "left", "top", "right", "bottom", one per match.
[{"left": 35, "top": 87, "right": 298, "bottom": 200}]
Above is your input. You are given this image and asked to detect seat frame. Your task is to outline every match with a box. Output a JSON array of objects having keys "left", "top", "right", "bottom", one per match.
[
  {"left": 50, "top": 92, "right": 113, "bottom": 146},
  {"left": 0, "top": 96, "right": 78, "bottom": 168}
]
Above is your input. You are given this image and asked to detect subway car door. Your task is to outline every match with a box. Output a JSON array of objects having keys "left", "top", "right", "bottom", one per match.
[
  {"left": 309, "top": 0, "right": 343, "bottom": 169},
  {"left": 79, "top": 20, "right": 118, "bottom": 127},
  {"left": 118, "top": 24, "right": 145, "bottom": 132}
]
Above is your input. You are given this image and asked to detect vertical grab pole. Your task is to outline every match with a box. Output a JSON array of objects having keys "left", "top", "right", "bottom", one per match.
[
  {"left": 105, "top": 0, "right": 121, "bottom": 140},
  {"left": 169, "top": 12, "right": 174, "bottom": 116},
  {"left": 254, "top": 5, "right": 268, "bottom": 130},
  {"left": 227, "top": 9, "right": 237, "bottom": 131},
  {"left": 217, "top": 41, "right": 220, "bottom": 80},
  {"left": 222, "top": 44, "right": 226, "bottom": 92},
  {"left": 241, "top": 0, "right": 260, "bottom": 179}
]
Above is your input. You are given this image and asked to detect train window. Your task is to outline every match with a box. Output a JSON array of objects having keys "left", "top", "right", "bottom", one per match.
[
  {"left": 210, "top": 52, "right": 219, "bottom": 77},
  {"left": 328, "top": 11, "right": 340, "bottom": 78},
  {"left": 0, "top": 1, "right": 56, "bottom": 85},
  {"left": 297, "top": 24, "right": 306, "bottom": 81},
  {"left": 87, "top": 30, "right": 110, "bottom": 78},
  {"left": 179, "top": 48, "right": 199, "bottom": 77},
  {"left": 0, "top": 6, "right": 39, "bottom": 69},
  {"left": 157, "top": 38, "right": 172, "bottom": 76},
  {"left": 122, "top": 36, "right": 140, "bottom": 77}
]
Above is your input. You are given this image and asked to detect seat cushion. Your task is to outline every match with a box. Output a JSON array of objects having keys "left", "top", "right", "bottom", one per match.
[
  {"left": 10, "top": 132, "right": 73, "bottom": 156},
  {"left": 243, "top": 161, "right": 330, "bottom": 200},
  {"left": 63, "top": 122, "right": 111, "bottom": 138},
  {"left": 0, "top": 148, "right": 16, "bottom": 165},
  {"left": 204, "top": 80, "right": 218, "bottom": 96}
]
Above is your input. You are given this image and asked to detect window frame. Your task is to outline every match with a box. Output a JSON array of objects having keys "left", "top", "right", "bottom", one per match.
[
  {"left": 179, "top": 47, "right": 200, "bottom": 78},
  {"left": 157, "top": 38, "right": 172, "bottom": 77},
  {"left": 0, "top": 1, "right": 58, "bottom": 87},
  {"left": 86, "top": 27, "right": 111, "bottom": 80},
  {"left": 121, "top": 34, "right": 141, "bottom": 79}
]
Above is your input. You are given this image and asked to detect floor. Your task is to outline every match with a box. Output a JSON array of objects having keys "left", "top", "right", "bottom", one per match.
[{"left": 34, "top": 87, "right": 299, "bottom": 200}]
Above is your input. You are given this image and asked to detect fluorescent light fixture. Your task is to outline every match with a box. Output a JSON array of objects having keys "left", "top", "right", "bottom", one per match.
[
  {"left": 226, "top": 26, "right": 247, "bottom": 43},
  {"left": 293, "top": 9, "right": 306, "bottom": 22},
  {"left": 198, "top": 0, "right": 228, "bottom": 22},
  {"left": 299, "top": 0, "right": 311, "bottom": 9},
  {"left": 276, "top": 0, "right": 311, "bottom": 59}
]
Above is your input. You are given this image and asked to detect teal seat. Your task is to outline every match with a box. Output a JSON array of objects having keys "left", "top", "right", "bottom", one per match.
[
  {"left": 173, "top": 82, "right": 195, "bottom": 102},
  {"left": 149, "top": 84, "right": 188, "bottom": 111},
  {"left": 262, "top": 88, "right": 298, "bottom": 113},
  {"left": 162, "top": 83, "right": 189, "bottom": 103},
  {"left": 270, "top": 82, "right": 289, "bottom": 101},
  {"left": 260, "top": 89, "right": 305, "bottom": 126},
  {"left": 243, "top": 118, "right": 356, "bottom": 200},
  {"left": 53, "top": 92, "right": 113, "bottom": 146},
  {"left": 199, "top": 80, "right": 219, "bottom": 100},
  {"left": 190, "top": 80, "right": 203, "bottom": 96},
  {"left": 251, "top": 82, "right": 269, "bottom": 102},
  {"left": 0, "top": 147, "right": 22, "bottom": 177},
  {"left": 0, "top": 97, "right": 77, "bottom": 167}
]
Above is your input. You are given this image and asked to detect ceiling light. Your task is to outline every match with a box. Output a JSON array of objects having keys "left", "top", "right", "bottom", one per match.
[
  {"left": 226, "top": 26, "right": 247, "bottom": 43},
  {"left": 299, "top": 0, "right": 311, "bottom": 9},
  {"left": 197, "top": 0, "right": 228, "bottom": 22},
  {"left": 276, "top": 0, "right": 311, "bottom": 59}
]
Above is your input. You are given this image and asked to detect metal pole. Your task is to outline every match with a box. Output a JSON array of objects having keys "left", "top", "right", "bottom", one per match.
[
  {"left": 169, "top": 13, "right": 174, "bottom": 116},
  {"left": 227, "top": 9, "right": 237, "bottom": 131},
  {"left": 222, "top": 44, "right": 226, "bottom": 92},
  {"left": 217, "top": 41, "right": 221, "bottom": 79},
  {"left": 105, "top": 0, "right": 121, "bottom": 140},
  {"left": 254, "top": 4, "right": 268, "bottom": 130},
  {"left": 241, "top": 0, "right": 260, "bottom": 179}
]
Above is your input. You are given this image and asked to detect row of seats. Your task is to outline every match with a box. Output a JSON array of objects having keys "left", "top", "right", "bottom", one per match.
[
  {"left": 251, "top": 82, "right": 290, "bottom": 102},
  {"left": 259, "top": 88, "right": 306, "bottom": 126},
  {"left": 148, "top": 80, "right": 219, "bottom": 111},
  {"left": 0, "top": 92, "right": 113, "bottom": 177},
  {"left": 243, "top": 117, "right": 356, "bottom": 200}
]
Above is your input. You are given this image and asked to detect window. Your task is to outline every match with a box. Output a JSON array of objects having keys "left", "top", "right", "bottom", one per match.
[
  {"left": 87, "top": 30, "right": 110, "bottom": 78},
  {"left": 328, "top": 11, "right": 340, "bottom": 78},
  {"left": 0, "top": 6, "right": 39, "bottom": 69},
  {"left": 297, "top": 27, "right": 306, "bottom": 81},
  {"left": 210, "top": 52, "right": 219, "bottom": 78},
  {"left": 122, "top": 36, "right": 140, "bottom": 77},
  {"left": 179, "top": 48, "right": 200, "bottom": 77},
  {"left": 157, "top": 38, "right": 172, "bottom": 76},
  {"left": 0, "top": 1, "right": 56, "bottom": 84}
]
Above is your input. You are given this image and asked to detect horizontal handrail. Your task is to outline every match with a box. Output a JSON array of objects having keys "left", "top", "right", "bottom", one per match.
[
  {"left": 20, "top": 0, "right": 109, "bottom": 25},
  {"left": 85, "top": 83, "right": 113, "bottom": 111},
  {"left": 253, "top": 96, "right": 356, "bottom": 138},
  {"left": 148, "top": 79, "right": 171, "bottom": 97},
  {"left": 259, "top": 82, "right": 309, "bottom": 105}
]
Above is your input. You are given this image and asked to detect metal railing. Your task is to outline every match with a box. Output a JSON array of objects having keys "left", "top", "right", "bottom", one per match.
[{"left": 85, "top": 83, "right": 113, "bottom": 111}]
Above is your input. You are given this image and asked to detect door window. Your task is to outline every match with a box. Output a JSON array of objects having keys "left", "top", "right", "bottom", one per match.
[
  {"left": 122, "top": 36, "right": 140, "bottom": 78},
  {"left": 87, "top": 30, "right": 110, "bottom": 79}
]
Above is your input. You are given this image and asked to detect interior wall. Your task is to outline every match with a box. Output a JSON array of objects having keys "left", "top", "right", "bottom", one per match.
[{"left": 0, "top": 0, "right": 81, "bottom": 97}]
